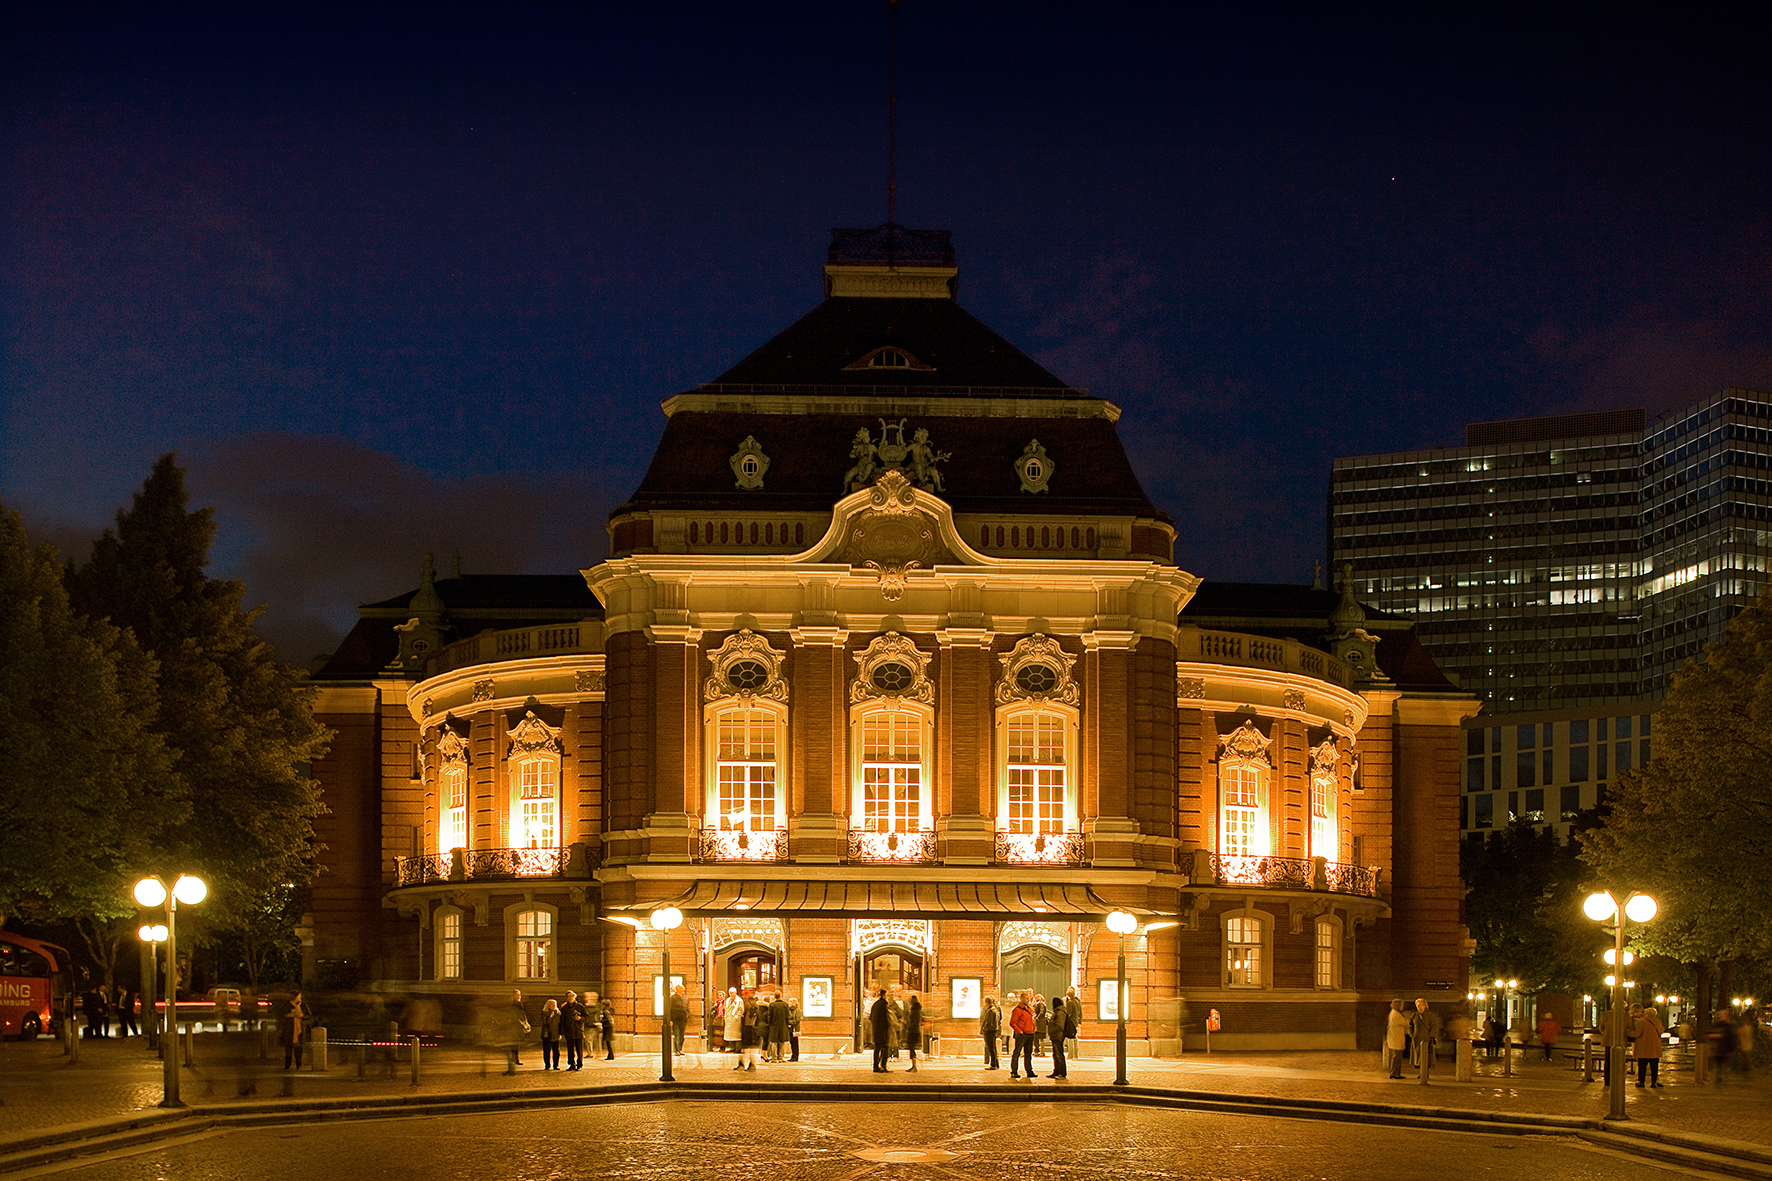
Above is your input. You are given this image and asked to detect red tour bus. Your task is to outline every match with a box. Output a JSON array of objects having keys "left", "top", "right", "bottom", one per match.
[{"left": 0, "top": 932, "right": 69, "bottom": 1039}]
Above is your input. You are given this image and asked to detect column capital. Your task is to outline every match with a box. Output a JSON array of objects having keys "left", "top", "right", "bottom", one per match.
[
  {"left": 1082, "top": 630, "right": 1140, "bottom": 652},
  {"left": 935, "top": 627, "right": 996, "bottom": 649},
  {"left": 788, "top": 626, "right": 851, "bottom": 648},
  {"left": 644, "top": 625, "right": 704, "bottom": 646}
]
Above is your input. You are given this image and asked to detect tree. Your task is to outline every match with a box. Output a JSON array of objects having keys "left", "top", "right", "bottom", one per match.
[
  {"left": 1461, "top": 820, "right": 1596, "bottom": 993},
  {"left": 1582, "top": 587, "right": 1772, "bottom": 974},
  {"left": 0, "top": 502, "right": 185, "bottom": 930},
  {"left": 65, "top": 456, "right": 331, "bottom": 952}
]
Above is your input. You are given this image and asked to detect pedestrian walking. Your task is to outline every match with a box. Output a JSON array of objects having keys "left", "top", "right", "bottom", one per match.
[
  {"left": 539, "top": 999, "right": 562, "bottom": 1070},
  {"left": 787, "top": 996, "right": 802, "bottom": 1061},
  {"left": 1384, "top": 999, "right": 1409, "bottom": 1078},
  {"left": 118, "top": 989, "right": 138, "bottom": 1037},
  {"left": 905, "top": 993, "right": 922, "bottom": 1072},
  {"left": 501, "top": 989, "right": 532, "bottom": 1073},
  {"left": 597, "top": 995, "right": 615, "bottom": 1060},
  {"left": 981, "top": 996, "right": 1001, "bottom": 1070},
  {"left": 737, "top": 994, "right": 761, "bottom": 1071},
  {"left": 723, "top": 987, "right": 744, "bottom": 1056},
  {"left": 1064, "top": 986, "right": 1083, "bottom": 1061},
  {"left": 767, "top": 991, "right": 790, "bottom": 1062},
  {"left": 560, "top": 990, "right": 588, "bottom": 1070},
  {"left": 1008, "top": 991, "right": 1037, "bottom": 1079},
  {"left": 1536, "top": 1012, "right": 1561, "bottom": 1062},
  {"left": 1630, "top": 1003, "right": 1664, "bottom": 1087},
  {"left": 869, "top": 988, "right": 893, "bottom": 1073},
  {"left": 1033, "top": 994, "right": 1047, "bottom": 1056},
  {"left": 278, "top": 990, "right": 310, "bottom": 1070},
  {"left": 1049, "top": 996, "right": 1073, "bottom": 1079},
  {"left": 669, "top": 985, "right": 690, "bottom": 1055}
]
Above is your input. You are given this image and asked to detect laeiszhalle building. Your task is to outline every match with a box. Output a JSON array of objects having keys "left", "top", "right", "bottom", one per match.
[{"left": 307, "top": 227, "right": 1476, "bottom": 1052}]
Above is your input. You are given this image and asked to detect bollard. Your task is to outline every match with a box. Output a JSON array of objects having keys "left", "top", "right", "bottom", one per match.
[
  {"left": 1695, "top": 1042, "right": 1710, "bottom": 1085},
  {"left": 1456, "top": 1037, "right": 1473, "bottom": 1082},
  {"left": 355, "top": 1044, "right": 367, "bottom": 1080},
  {"left": 1503, "top": 1032, "right": 1513, "bottom": 1077},
  {"left": 410, "top": 1035, "right": 422, "bottom": 1086},
  {"left": 312, "top": 1026, "right": 328, "bottom": 1072},
  {"left": 183, "top": 1023, "right": 197, "bottom": 1068},
  {"left": 1583, "top": 1036, "right": 1594, "bottom": 1082}
]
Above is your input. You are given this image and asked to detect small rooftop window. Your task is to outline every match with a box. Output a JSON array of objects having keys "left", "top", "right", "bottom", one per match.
[{"left": 845, "top": 345, "right": 934, "bottom": 372}]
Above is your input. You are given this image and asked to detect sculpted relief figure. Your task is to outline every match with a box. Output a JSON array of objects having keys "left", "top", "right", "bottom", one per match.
[
  {"left": 844, "top": 420, "right": 949, "bottom": 493},
  {"left": 908, "top": 427, "right": 949, "bottom": 493},
  {"left": 843, "top": 428, "right": 880, "bottom": 492}
]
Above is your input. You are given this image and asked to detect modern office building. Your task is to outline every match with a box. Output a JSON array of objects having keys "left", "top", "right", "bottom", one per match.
[{"left": 304, "top": 225, "right": 1477, "bottom": 1053}]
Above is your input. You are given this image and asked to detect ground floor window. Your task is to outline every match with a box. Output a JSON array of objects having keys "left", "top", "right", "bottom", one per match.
[
  {"left": 511, "top": 907, "right": 554, "bottom": 980},
  {"left": 1225, "top": 913, "right": 1265, "bottom": 988},
  {"left": 437, "top": 908, "right": 462, "bottom": 980}
]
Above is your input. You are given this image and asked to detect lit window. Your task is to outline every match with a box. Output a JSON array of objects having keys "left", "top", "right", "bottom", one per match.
[
  {"left": 510, "top": 755, "right": 558, "bottom": 848},
  {"left": 1217, "top": 722, "right": 1272, "bottom": 858},
  {"left": 513, "top": 908, "right": 552, "bottom": 980},
  {"left": 715, "top": 707, "right": 779, "bottom": 830},
  {"left": 443, "top": 765, "right": 468, "bottom": 853},
  {"left": 1310, "top": 739, "right": 1339, "bottom": 861},
  {"left": 1226, "top": 914, "right": 1265, "bottom": 988},
  {"left": 869, "top": 348, "right": 910, "bottom": 368},
  {"left": 437, "top": 909, "right": 462, "bottom": 981},
  {"left": 1315, "top": 918, "right": 1339, "bottom": 989},
  {"left": 861, "top": 710, "right": 922, "bottom": 832},
  {"left": 1006, "top": 712, "right": 1067, "bottom": 834}
]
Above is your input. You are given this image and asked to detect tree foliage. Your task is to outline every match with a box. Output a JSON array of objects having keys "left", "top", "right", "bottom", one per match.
[
  {"left": 0, "top": 502, "right": 185, "bottom": 928},
  {"left": 64, "top": 456, "right": 331, "bottom": 940},
  {"left": 1461, "top": 820, "right": 1598, "bottom": 992},
  {"left": 1581, "top": 587, "right": 1772, "bottom": 966}
]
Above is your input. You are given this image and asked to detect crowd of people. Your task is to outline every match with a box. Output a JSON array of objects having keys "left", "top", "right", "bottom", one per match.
[{"left": 711, "top": 985, "right": 802, "bottom": 1069}]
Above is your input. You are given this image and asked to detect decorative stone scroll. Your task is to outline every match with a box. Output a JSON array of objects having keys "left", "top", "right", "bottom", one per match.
[
  {"left": 705, "top": 629, "right": 789, "bottom": 704},
  {"left": 850, "top": 917, "right": 932, "bottom": 956},
  {"left": 507, "top": 710, "right": 562, "bottom": 758},
  {"left": 472, "top": 679, "right": 495, "bottom": 703},
  {"left": 995, "top": 634, "right": 1080, "bottom": 706},
  {"left": 711, "top": 916, "right": 785, "bottom": 952},
  {"left": 436, "top": 726, "right": 470, "bottom": 768},
  {"left": 851, "top": 632, "right": 934, "bottom": 705},
  {"left": 1310, "top": 737, "right": 1340, "bottom": 784},
  {"left": 1283, "top": 688, "right": 1307, "bottom": 712},
  {"left": 1218, "top": 720, "right": 1272, "bottom": 768},
  {"left": 841, "top": 471, "right": 951, "bottom": 601},
  {"left": 1015, "top": 439, "right": 1055, "bottom": 494},
  {"left": 575, "top": 669, "right": 605, "bottom": 693},
  {"left": 998, "top": 920, "right": 1072, "bottom": 955},
  {"left": 729, "top": 435, "right": 770, "bottom": 490},
  {"left": 1177, "top": 677, "right": 1207, "bottom": 701}
]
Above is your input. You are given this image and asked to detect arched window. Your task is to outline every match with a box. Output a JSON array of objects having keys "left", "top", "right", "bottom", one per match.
[
  {"left": 994, "top": 635, "right": 1081, "bottom": 854},
  {"left": 703, "top": 630, "right": 789, "bottom": 836},
  {"left": 508, "top": 905, "right": 555, "bottom": 981},
  {"left": 1224, "top": 911, "right": 1268, "bottom": 988},
  {"left": 437, "top": 727, "right": 470, "bottom": 855},
  {"left": 436, "top": 907, "right": 463, "bottom": 981},
  {"left": 850, "top": 634, "right": 935, "bottom": 836},
  {"left": 1217, "top": 722, "right": 1273, "bottom": 858},
  {"left": 1006, "top": 711, "right": 1068, "bottom": 833},
  {"left": 1310, "top": 737, "right": 1340, "bottom": 861},
  {"left": 1315, "top": 917, "right": 1342, "bottom": 989},
  {"left": 507, "top": 711, "right": 563, "bottom": 849}
]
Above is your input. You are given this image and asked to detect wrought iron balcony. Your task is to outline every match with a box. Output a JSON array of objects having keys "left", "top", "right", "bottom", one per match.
[
  {"left": 393, "top": 846, "right": 567, "bottom": 887},
  {"left": 699, "top": 827, "right": 789, "bottom": 863},
  {"left": 848, "top": 828, "right": 939, "bottom": 864},
  {"left": 1199, "top": 851, "right": 1381, "bottom": 898},
  {"left": 995, "top": 830, "right": 1085, "bottom": 865}
]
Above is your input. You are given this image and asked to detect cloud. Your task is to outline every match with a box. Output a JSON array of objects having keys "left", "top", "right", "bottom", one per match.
[{"left": 184, "top": 434, "right": 616, "bottom": 666}]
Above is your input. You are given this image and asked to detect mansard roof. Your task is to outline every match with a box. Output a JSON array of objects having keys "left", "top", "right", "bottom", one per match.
[{"left": 708, "top": 295, "right": 1074, "bottom": 393}]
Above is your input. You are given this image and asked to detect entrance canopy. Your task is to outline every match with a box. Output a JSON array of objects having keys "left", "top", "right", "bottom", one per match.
[{"left": 612, "top": 879, "right": 1160, "bottom": 921}]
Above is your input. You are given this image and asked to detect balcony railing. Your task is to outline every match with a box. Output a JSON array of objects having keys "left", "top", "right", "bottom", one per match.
[
  {"left": 1176, "top": 628, "right": 1350, "bottom": 688},
  {"left": 699, "top": 827, "right": 789, "bottom": 863},
  {"left": 394, "top": 846, "right": 567, "bottom": 887},
  {"left": 425, "top": 621, "right": 601, "bottom": 675},
  {"left": 994, "top": 830, "right": 1085, "bottom": 865},
  {"left": 848, "top": 828, "right": 939, "bottom": 864},
  {"left": 1200, "top": 851, "right": 1381, "bottom": 898}
]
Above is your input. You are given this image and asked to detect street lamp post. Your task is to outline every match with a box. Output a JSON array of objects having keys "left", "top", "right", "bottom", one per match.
[
  {"left": 1585, "top": 890, "right": 1656, "bottom": 1121},
  {"left": 650, "top": 907, "right": 683, "bottom": 1083},
  {"left": 137, "top": 923, "right": 167, "bottom": 1052},
  {"left": 133, "top": 874, "right": 206, "bottom": 1108},
  {"left": 1106, "top": 911, "right": 1136, "bottom": 1087}
]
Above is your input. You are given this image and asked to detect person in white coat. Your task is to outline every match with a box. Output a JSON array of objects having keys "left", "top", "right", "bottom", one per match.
[
  {"left": 722, "top": 987, "right": 744, "bottom": 1054},
  {"left": 1384, "top": 998, "right": 1410, "bottom": 1078}
]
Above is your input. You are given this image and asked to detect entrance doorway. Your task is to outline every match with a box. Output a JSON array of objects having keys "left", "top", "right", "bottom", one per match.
[
  {"left": 1001, "top": 943, "right": 1071, "bottom": 1006},
  {"left": 863, "top": 947, "right": 923, "bottom": 993},
  {"left": 727, "top": 950, "right": 777, "bottom": 995}
]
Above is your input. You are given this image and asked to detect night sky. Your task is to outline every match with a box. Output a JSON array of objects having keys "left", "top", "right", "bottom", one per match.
[{"left": 4, "top": 4, "right": 1768, "bottom": 665}]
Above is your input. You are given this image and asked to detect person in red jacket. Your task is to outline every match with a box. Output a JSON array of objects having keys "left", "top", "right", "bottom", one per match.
[{"left": 1008, "top": 991, "right": 1037, "bottom": 1079}]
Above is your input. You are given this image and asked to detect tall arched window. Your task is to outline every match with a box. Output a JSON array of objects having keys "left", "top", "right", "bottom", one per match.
[
  {"left": 850, "top": 634, "right": 935, "bottom": 840},
  {"left": 1217, "top": 721, "right": 1273, "bottom": 859},
  {"left": 507, "top": 711, "right": 563, "bottom": 849},
  {"left": 994, "top": 635, "right": 1081, "bottom": 856},
  {"left": 704, "top": 630, "right": 789, "bottom": 838},
  {"left": 437, "top": 728, "right": 470, "bottom": 855},
  {"left": 1310, "top": 737, "right": 1340, "bottom": 862}
]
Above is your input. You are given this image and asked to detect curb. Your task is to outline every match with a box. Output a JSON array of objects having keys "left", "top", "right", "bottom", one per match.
[{"left": 5, "top": 1080, "right": 1771, "bottom": 1178}]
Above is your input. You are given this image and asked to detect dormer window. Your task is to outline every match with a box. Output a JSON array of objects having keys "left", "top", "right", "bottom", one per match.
[{"left": 845, "top": 346, "right": 934, "bottom": 371}]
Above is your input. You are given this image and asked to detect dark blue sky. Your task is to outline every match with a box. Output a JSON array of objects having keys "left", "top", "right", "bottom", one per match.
[{"left": 4, "top": 3, "right": 1768, "bottom": 664}]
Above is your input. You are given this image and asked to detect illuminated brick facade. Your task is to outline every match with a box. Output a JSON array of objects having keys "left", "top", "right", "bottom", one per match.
[{"left": 309, "top": 229, "right": 1475, "bottom": 1051}]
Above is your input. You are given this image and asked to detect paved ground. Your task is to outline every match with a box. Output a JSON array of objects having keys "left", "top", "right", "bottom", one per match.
[
  {"left": 4, "top": 1032, "right": 1769, "bottom": 1151},
  {"left": 29, "top": 1100, "right": 1699, "bottom": 1180}
]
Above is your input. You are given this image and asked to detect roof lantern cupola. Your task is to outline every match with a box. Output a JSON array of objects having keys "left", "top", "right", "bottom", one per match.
[{"left": 824, "top": 224, "right": 958, "bottom": 300}]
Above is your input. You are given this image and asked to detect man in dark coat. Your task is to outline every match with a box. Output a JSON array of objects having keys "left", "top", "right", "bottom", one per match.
[
  {"left": 668, "top": 985, "right": 690, "bottom": 1054},
  {"left": 560, "top": 990, "right": 588, "bottom": 1071},
  {"left": 905, "top": 993, "right": 923, "bottom": 1072},
  {"left": 1411, "top": 998, "right": 1442, "bottom": 1085},
  {"left": 869, "top": 988, "right": 893, "bottom": 1072},
  {"left": 766, "top": 991, "right": 790, "bottom": 1062}
]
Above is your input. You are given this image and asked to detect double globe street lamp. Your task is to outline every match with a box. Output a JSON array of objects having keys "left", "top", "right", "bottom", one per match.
[
  {"left": 1105, "top": 910, "right": 1137, "bottom": 1087},
  {"left": 1584, "top": 889, "right": 1656, "bottom": 1121},
  {"left": 133, "top": 874, "right": 207, "bottom": 1108}
]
